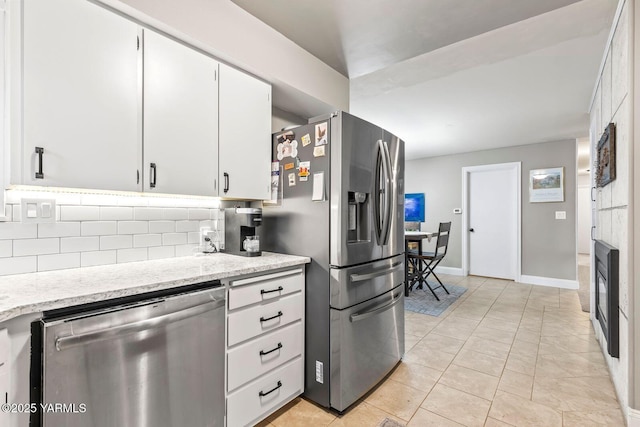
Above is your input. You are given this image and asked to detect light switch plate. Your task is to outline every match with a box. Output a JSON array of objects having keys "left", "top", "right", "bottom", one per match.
[
  {"left": 21, "top": 198, "right": 56, "bottom": 223},
  {"left": 555, "top": 211, "right": 566, "bottom": 220}
]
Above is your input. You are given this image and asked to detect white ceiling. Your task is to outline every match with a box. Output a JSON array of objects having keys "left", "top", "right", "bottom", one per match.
[{"left": 233, "top": 0, "right": 617, "bottom": 160}]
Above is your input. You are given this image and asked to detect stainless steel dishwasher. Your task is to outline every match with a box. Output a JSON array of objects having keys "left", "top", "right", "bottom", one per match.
[{"left": 31, "top": 281, "right": 225, "bottom": 427}]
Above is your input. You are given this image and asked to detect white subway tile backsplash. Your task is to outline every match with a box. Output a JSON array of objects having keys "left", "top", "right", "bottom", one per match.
[
  {"left": 0, "top": 223, "right": 38, "bottom": 240},
  {"left": 149, "top": 246, "right": 175, "bottom": 260},
  {"left": 163, "top": 208, "right": 189, "bottom": 220},
  {"left": 0, "top": 256, "right": 37, "bottom": 275},
  {"left": 61, "top": 237, "right": 99, "bottom": 253},
  {"left": 0, "top": 241, "right": 12, "bottom": 258},
  {"left": 60, "top": 206, "right": 100, "bottom": 221},
  {"left": 81, "top": 221, "right": 117, "bottom": 236},
  {"left": 38, "top": 222, "right": 81, "bottom": 238},
  {"left": 176, "top": 221, "right": 199, "bottom": 233},
  {"left": 100, "top": 207, "right": 134, "bottom": 221},
  {"left": 188, "top": 209, "right": 210, "bottom": 220},
  {"left": 117, "top": 248, "right": 148, "bottom": 263},
  {"left": 81, "top": 250, "right": 117, "bottom": 267},
  {"left": 14, "top": 238, "right": 59, "bottom": 256},
  {"left": 118, "top": 221, "right": 149, "bottom": 235},
  {"left": 149, "top": 221, "right": 175, "bottom": 234},
  {"left": 133, "top": 234, "right": 162, "bottom": 248},
  {"left": 175, "top": 244, "right": 196, "bottom": 257},
  {"left": 38, "top": 253, "right": 80, "bottom": 272},
  {"left": 134, "top": 207, "right": 164, "bottom": 220},
  {"left": 1, "top": 196, "right": 223, "bottom": 275},
  {"left": 162, "top": 233, "right": 188, "bottom": 246},
  {"left": 100, "top": 235, "right": 133, "bottom": 250},
  {"left": 188, "top": 232, "right": 200, "bottom": 244}
]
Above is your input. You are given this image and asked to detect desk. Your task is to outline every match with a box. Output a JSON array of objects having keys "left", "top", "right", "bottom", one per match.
[{"left": 404, "top": 231, "right": 436, "bottom": 296}]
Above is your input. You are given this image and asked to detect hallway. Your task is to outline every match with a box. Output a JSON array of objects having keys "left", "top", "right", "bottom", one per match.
[{"left": 261, "top": 275, "right": 624, "bottom": 426}]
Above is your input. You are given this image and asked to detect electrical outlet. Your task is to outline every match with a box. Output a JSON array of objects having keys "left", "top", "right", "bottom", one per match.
[
  {"left": 555, "top": 211, "right": 566, "bottom": 220},
  {"left": 199, "top": 226, "right": 212, "bottom": 249}
]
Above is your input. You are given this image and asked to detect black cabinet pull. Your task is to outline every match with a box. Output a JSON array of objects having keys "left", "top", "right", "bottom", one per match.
[
  {"left": 469, "top": 228, "right": 474, "bottom": 232},
  {"left": 224, "top": 172, "right": 229, "bottom": 194},
  {"left": 258, "top": 381, "right": 282, "bottom": 397},
  {"left": 35, "top": 147, "right": 44, "bottom": 179},
  {"left": 260, "top": 311, "right": 283, "bottom": 322},
  {"left": 260, "top": 286, "right": 283, "bottom": 295},
  {"left": 150, "top": 163, "right": 157, "bottom": 188},
  {"left": 259, "top": 342, "right": 283, "bottom": 356}
]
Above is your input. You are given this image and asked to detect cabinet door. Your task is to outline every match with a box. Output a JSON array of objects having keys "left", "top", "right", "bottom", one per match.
[
  {"left": 143, "top": 30, "right": 219, "bottom": 196},
  {"left": 219, "top": 64, "right": 271, "bottom": 200},
  {"left": 22, "top": 0, "right": 139, "bottom": 191}
]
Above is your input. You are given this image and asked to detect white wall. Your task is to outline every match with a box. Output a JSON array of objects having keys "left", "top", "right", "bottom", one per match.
[
  {"left": 589, "top": 0, "right": 632, "bottom": 418},
  {"left": 577, "top": 184, "right": 592, "bottom": 254}
]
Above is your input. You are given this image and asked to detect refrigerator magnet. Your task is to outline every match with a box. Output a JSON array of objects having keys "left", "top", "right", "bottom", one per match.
[
  {"left": 313, "top": 145, "right": 326, "bottom": 157},
  {"left": 288, "top": 172, "right": 296, "bottom": 186},
  {"left": 276, "top": 130, "right": 294, "bottom": 144},
  {"left": 301, "top": 133, "right": 311, "bottom": 147},
  {"left": 298, "top": 161, "right": 310, "bottom": 182},
  {"left": 315, "top": 123, "right": 328, "bottom": 146},
  {"left": 277, "top": 139, "right": 298, "bottom": 160},
  {"left": 284, "top": 162, "right": 295, "bottom": 170}
]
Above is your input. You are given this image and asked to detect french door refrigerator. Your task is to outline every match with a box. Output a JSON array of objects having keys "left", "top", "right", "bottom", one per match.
[{"left": 262, "top": 111, "right": 405, "bottom": 412}]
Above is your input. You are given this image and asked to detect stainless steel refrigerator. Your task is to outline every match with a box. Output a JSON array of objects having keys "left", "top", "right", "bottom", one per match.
[{"left": 262, "top": 111, "right": 405, "bottom": 412}]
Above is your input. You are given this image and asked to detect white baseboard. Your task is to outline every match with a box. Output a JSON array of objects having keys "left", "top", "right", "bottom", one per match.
[
  {"left": 628, "top": 407, "right": 640, "bottom": 426},
  {"left": 519, "top": 274, "right": 579, "bottom": 290},
  {"left": 434, "top": 266, "right": 464, "bottom": 276}
]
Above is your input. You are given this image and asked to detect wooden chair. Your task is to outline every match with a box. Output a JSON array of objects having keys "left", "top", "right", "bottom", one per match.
[{"left": 407, "top": 222, "right": 451, "bottom": 300}]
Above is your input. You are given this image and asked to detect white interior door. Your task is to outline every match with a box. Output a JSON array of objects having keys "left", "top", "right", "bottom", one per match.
[{"left": 468, "top": 167, "right": 517, "bottom": 279}]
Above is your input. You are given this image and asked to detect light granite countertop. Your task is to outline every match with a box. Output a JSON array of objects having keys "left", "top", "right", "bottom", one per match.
[{"left": 0, "top": 252, "right": 309, "bottom": 323}]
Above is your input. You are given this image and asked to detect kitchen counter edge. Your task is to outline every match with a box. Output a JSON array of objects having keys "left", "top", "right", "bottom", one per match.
[{"left": 0, "top": 252, "right": 310, "bottom": 323}]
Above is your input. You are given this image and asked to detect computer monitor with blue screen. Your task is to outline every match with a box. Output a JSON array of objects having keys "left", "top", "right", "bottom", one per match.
[{"left": 405, "top": 193, "right": 425, "bottom": 224}]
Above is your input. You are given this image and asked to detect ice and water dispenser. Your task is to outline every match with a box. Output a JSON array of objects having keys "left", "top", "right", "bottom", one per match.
[{"left": 347, "top": 191, "right": 369, "bottom": 242}]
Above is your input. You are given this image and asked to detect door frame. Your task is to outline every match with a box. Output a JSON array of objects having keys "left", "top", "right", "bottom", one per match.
[{"left": 461, "top": 162, "right": 522, "bottom": 280}]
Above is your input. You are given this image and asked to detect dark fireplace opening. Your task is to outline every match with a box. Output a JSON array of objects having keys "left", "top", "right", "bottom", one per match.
[{"left": 594, "top": 240, "right": 619, "bottom": 358}]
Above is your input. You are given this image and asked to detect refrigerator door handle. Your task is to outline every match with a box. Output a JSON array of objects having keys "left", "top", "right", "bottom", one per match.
[
  {"left": 349, "top": 290, "right": 403, "bottom": 322},
  {"left": 374, "top": 140, "right": 385, "bottom": 244},
  {"left": 350, "top": 261, "right": 403, "bottom": 282},
  {"left": 381, "top": 141, "right": 393, "bottom": 245}
]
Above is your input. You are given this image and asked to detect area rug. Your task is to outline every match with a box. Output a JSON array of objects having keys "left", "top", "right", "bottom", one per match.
[
  {"left": 404, "top": 283, "right": 467, "bottom": 317},
  {"left": 378, "top": 417, "right": 405, "bottom": 427}
]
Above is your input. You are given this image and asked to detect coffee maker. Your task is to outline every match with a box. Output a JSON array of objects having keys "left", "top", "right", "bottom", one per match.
[{"left": 224, "top": 207, "right": 262, "bottom": 256}]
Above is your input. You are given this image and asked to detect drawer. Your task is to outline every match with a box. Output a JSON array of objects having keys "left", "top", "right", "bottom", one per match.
[
  {"left": 228, "top": 293, "right": 302, "bottom": 346},
  {"left": 227, "top": 357, "right": 303, "bottom": 427},
  {"left": 228, "top": 268, "right": 304, "bottom": 310},
  {"left": 227, "top": 321, "right": 302, "bottom": 392}
]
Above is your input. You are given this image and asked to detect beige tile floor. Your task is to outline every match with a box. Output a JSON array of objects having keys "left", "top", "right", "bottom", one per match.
[{"left": 258, "top": 275, "right": 624, "bottom": 427}]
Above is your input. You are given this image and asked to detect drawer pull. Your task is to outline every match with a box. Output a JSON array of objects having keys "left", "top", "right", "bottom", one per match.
[
  {"left": 260, "top": 311, "right": 283, "bottom": 322},
  {"left": 260, "top": 286, "right": 284, "bottom": 295},
  {"left": 259, "top": 342, "right": 283, "bottom": 356},
  {"left": 259, "top": 381, "right": 282, "bottom": 397}
]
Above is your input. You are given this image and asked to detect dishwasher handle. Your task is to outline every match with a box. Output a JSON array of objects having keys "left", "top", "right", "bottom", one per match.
[{"left": 55, "top": 297, "right": 225, "bottom": 351}]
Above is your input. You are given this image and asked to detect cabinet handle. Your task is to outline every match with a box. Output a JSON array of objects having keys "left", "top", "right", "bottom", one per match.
[
  {"left": 591, "top": 226, "right": 596, "bottom": 241},
  {"left": 591, "top": 186, "right": 596, "bottom": 202},
  {"left": 150, "top": 163, "right": 157, "bottom": 188},
  {"left": 259, "top": 381, "right": 282, "bottom": 397},
  {"left": 35, "top": 147, "right": 44, "bottom": 179},
  {"left": 260, "top": 311, "right": 283, "bottom": 322},
  {"left": 259, "top": 342, "right": 283, "bottom": 356},
  {"left": 224, "top": 172, "right": 229, "bottom": 194},
  {"left": 137, "top": 170, "right": 140, "bottom": 185},
  {"left": 260, "top": 286, "right": 283, "bottom": 295}
]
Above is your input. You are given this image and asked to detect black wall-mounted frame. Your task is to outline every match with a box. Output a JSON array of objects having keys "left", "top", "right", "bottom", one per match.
[
  {"left": 596, "top": 123, "right": 616, "bottom": 187},
  {"left": 594, "top": 239, "right": 619, "bottom": 358}
]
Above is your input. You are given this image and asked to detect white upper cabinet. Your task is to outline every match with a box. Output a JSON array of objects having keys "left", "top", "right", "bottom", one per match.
[
  {"left": 219, "top": 64, "right": 271, "bottom": 200},
  {"left": 143, "top": 30, "right": 219, "bottom": 196},
  {"left": 22, "top": 0, "right": 139, "bottom": 191}
]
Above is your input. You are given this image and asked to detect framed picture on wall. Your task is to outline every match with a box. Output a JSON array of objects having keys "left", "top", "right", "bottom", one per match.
[
  {"left": 596, "top": 123, "right": 616, "bottom": 187},
  {"left": 529, "top": 167, "right": 564, "bottom": 203}
]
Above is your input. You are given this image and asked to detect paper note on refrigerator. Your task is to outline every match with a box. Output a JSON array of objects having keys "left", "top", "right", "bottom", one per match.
[{"left": 312, "top": 172, "right": 325, "bottom": 201}]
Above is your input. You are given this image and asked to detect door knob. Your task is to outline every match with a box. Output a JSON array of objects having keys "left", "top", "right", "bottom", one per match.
[{"left": 469, "top": 228, "right": 474, "bottom": 232}]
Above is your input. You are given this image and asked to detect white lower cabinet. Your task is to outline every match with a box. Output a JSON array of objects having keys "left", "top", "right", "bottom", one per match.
[{"left": 226, "top": 268, "right": 305, "bottom": 426}]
